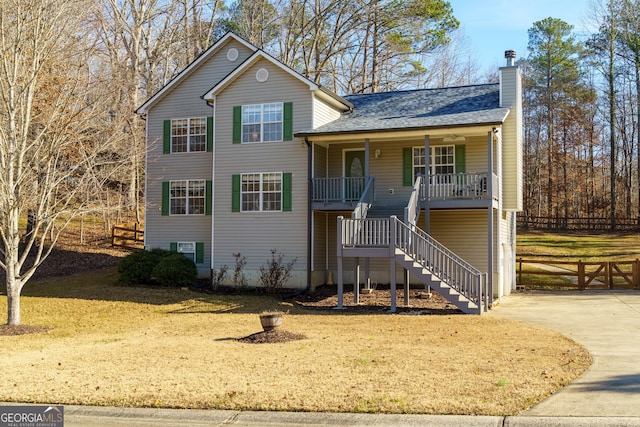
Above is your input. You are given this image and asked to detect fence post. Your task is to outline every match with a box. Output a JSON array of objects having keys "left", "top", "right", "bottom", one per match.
[
  {"left": 578, "top": 260, "right": 585, "bottom": 290},
  {"left": 517, "top": 258, "right": 522, "bottom": 288},
  {"left": 635, "top": 259, "right": 640, "bottom": 289},
  {"left": 606, "top": 262, "right": 611, "bottom": 289}
]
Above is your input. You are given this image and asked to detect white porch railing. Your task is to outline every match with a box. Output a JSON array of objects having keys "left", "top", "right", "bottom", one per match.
[
  {"left": 423, "top": 172, "right": 490, "bottom": 200},
  {"left": 404, "top": 175, "right": 422, "bottom": 225},
  {"left": 352, "top": 176, "right": 375, "bottom": 220},
  {"left": 312, "top": 176, "right": 369, "bottom": 204}
]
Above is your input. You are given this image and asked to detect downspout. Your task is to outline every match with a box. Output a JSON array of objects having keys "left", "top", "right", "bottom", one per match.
[
  {"left": 284, "top": 136, "right": 313, "bottom": 299},
  {"left": 206, "top": 100, "right": 215, "bottom": 282}
]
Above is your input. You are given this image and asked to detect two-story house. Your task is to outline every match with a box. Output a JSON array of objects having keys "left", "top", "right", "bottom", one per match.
[{"left": 135, "top": 32, "right": 522, "bottom": 314}]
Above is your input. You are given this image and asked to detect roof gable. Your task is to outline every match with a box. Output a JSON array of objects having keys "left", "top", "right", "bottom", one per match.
[{"left": 135, "top": 32, "right": 257, "bottom": 115}]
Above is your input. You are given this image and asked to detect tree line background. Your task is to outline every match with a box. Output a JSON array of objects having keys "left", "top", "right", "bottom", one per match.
[
  {"left": 88, "top": 0, "right": 640, "bottom": 233},
  {"left": 2, "top": 0, "right": 639, "bottom": 259}
]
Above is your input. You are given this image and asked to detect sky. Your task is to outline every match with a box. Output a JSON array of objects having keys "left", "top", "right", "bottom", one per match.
[{"left": 447, "top": 0, "right": 594, "bottom": 72}]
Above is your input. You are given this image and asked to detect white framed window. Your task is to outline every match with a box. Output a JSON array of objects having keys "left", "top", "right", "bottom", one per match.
[
  {"left": 241, "top": 172, "right": 282, "bottom": 211},
  {"left": 242, "top": 103, "right": 283, "bottom": 143},
  {"left": 412, "top": 145, "right": 455, "bottom": 179},
  {"left": 177, "top": 242, "right": 196, "bottom": 262},
  {"left": 171, "top": 118, "right": 206, "bottom": 153},
  {"left": 170, "top": 180, "right": 206, "bottom": 215}
]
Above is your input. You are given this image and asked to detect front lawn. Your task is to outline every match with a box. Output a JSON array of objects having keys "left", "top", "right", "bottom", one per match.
[{"left": 0, "top": 268, "right": 590, "bottom": 415}]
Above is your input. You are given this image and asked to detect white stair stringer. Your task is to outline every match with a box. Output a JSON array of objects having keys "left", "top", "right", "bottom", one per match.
[{"left": 394, "top": 248, "right": 481, "bottom": 314}]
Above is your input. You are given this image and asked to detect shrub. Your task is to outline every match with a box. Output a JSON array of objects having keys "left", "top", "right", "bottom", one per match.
[
  {"left": 152, "top": 253, "right": 198, "bottom": 287},
  {"left": 259, "top": 249, "right": 297, "bottom": 293},
  {"left": 211, "top": 264, "right": 228, "bottom": 290},
  {"left": 118, "top": 248, "right": 171, "bottom": 284},
  {"left": 232, "top": 252, "right": 248, "bottom": 288}
]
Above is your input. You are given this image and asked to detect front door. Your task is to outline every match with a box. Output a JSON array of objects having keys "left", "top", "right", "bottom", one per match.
[{"left": 344, "top": 150, "right": 365, "bottom": 201}]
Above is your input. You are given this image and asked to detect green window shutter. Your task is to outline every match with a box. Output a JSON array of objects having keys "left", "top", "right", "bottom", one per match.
[
  {"left": 205, "top": 180, "right": 212, "bottom": 215},
  {"left": 402, "top": 147, "right": 412, "bottom": 186},
  {"left": 196, "top": 242, "right": 204, "bottom": 264},
  {"left": 161, "top": 181, "right": 170, "bottom": 216},
  {"left": 206, "top": 116, "right": 213, "bottom": 152},
  {"left": 232, "top": 174, "right": 241, "bottom": 212},
  {"left": 283, "top": 102, "right": 293, "bottom": 141},
  {"left": 455, "top": 145, "right": 466, "bottom": 173},
  {"left": 282, "top": 172, "right": 292, "bottom": 211},
  {"left": 232, "top": 106, "right": 242, "bottom": 144},
  {"left": 169, "top": 242, "right": 178, "bottom": 252},
  {"left": 163, "top": 120, "right": 171, "bottom": 154}
]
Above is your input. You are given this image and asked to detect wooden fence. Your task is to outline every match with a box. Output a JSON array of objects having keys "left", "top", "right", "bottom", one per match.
[
  {"left": 517, "top": 258, "right": 640, "bottom": 290},
  {"left": 518, "top": 216, "right": 640, "bottom": 232},
  {"left": 111, "top": 223, "right": 144, "bottom": 250}
]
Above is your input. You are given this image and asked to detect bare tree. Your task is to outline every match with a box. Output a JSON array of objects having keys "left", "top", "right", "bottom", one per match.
[{"left": 0, "top": 0, "right": 113, "bottom": 325}]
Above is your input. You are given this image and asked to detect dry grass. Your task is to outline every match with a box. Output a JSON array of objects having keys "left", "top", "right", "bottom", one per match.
[
  {"left": 0, "top": 268, "right": 591, "bottom": 416},
  {"left": 518, "top": 231, "right": 640, "bottom": 260}
]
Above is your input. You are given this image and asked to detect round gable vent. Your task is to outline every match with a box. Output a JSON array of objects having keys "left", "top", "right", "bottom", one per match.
[
  {"left": 227, "top": 48, "right": 238, "bottom": 61},
  {"left": 256, "top": 68, "right": 269, "bottom": 82}
]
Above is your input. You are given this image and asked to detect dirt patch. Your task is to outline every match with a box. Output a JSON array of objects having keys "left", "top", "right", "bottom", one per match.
[
  {"left": 237, "top": 329, "right": 307, "bottom": 344},
  {"left": 0, "top": 324, "right": 51, "bottom": 336}
]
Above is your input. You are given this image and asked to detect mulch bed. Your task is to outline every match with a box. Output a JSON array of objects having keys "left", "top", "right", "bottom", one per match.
[
  {"left": 236, "top": 329, "right": 307, "bottom": 344},
  {"left": 0, "top": 325, "right": 51, "bottom": 336}
]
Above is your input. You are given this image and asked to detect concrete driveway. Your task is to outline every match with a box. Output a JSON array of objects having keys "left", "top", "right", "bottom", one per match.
[{"left": 490, "top": 289, "right": 640, "bottom": 417}]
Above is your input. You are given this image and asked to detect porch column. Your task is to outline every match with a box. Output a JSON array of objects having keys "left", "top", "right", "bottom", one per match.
[
  {"left": 364, "top": 258, "right": 371, "bottom": 290},
  {"left": 364, "top": 138, "right": 370, "bottom": 177},
  {"left": 487, "top": 131, "right": 494, "bottom": 302},
  {"left": 336, "top": 216, "right": 344, "bottom": 309},
  {"left": 487, "top": 131, "right": 493, "bottom": 200},
  {"left": 404, "top": 269, "right": 410, "bottom": 307},
  {"left": 424, "top": 135, "right": 430, "bottom": 233},
  {"left": 390, "top": 258, "right": 397, "bottom": 313},
  {"left": 354, "top": 257, "right": 360, "bottom": 304}
]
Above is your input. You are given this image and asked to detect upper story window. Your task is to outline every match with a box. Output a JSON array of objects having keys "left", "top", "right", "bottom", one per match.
[
  {"left": 170, "top": 180, "right": 206, "bottom": 215},
  {"left": 242, "top": 103, "right": 283, "bottom": 143},
  {"left": 171, "top": 118, "right": 206, "bottom": 153},
  {"left": 241, "top": 172, "right": 282, "bottom": 211},
  {"left": 233, "top": 102, "right": 292, "bottom": 144}
]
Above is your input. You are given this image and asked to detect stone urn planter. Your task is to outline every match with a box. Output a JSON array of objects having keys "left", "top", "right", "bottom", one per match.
[{"left": 259, "top": 311, "right": 283, "bottom": 331}]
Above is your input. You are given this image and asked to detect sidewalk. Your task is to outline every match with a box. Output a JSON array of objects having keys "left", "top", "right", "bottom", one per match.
[{"left": 61, "top": 405, "right": 640, "bottom": 426}]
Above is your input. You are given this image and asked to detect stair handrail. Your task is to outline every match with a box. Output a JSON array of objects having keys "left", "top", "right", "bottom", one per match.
[
  {"left": 404, "top": 175, "right": 422, "bottom": 225},
  {"left": 391, "top": 216, "right": 486, "bottom": 313},
  {"left": 351, "top": 176, "right": 375, "bottom": 220}
]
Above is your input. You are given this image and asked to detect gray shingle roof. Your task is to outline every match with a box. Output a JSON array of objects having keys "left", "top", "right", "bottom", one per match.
[{"left": 297, "top": 83, "right": 509, "bottom": 136}]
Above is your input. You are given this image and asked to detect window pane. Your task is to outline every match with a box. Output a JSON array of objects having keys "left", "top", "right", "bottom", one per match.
[
  {"left": 242, "top": 123, "right": 261, "bottom": 143},
  {"left": 189, "top": 118, "right": 206, "bottom": 152},
  {"left": 413, "top": 147, "right": 426, "bottom": 181},
  {"left": 242, "top": 105, "right": 261, "bottom": 123},
  {"left": 241, "top": 174, "right": 261, "bottom": 211},
  {"left": 188, "top": 180, "right": 205, "bottom": 214},
  {"left": 170, "top": 181, "right": 187, "bottom": 215},
  {"left": 263, "top": 123, "right": 282, "bottom": 142},
  {"left": 172, "top": 120, "right": 188, "bottom": 153}
]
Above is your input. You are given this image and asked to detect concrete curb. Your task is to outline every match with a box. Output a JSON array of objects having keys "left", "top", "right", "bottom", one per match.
[{"left": 61, "top": 406, "right": 640, "bottom": 427}]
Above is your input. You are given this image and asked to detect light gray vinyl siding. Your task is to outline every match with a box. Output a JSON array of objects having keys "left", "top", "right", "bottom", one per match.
[
  {"left": 212, "top": 57, "right": 313, "bottom": 284},
  {"left": 313, "top": 144, "right": 327, "bottom": 179},
  {"left": 313, "top": 211, "right": 327, "bottom": 272},
  {"left": 144, "top": 39, "right": 255, "bottom": 269},
  {"left": 313, "top": 96, "right": 342, "bottom": 128},
  {"left": 429, "top": 210, "right": 489, "bottom": 273}
]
